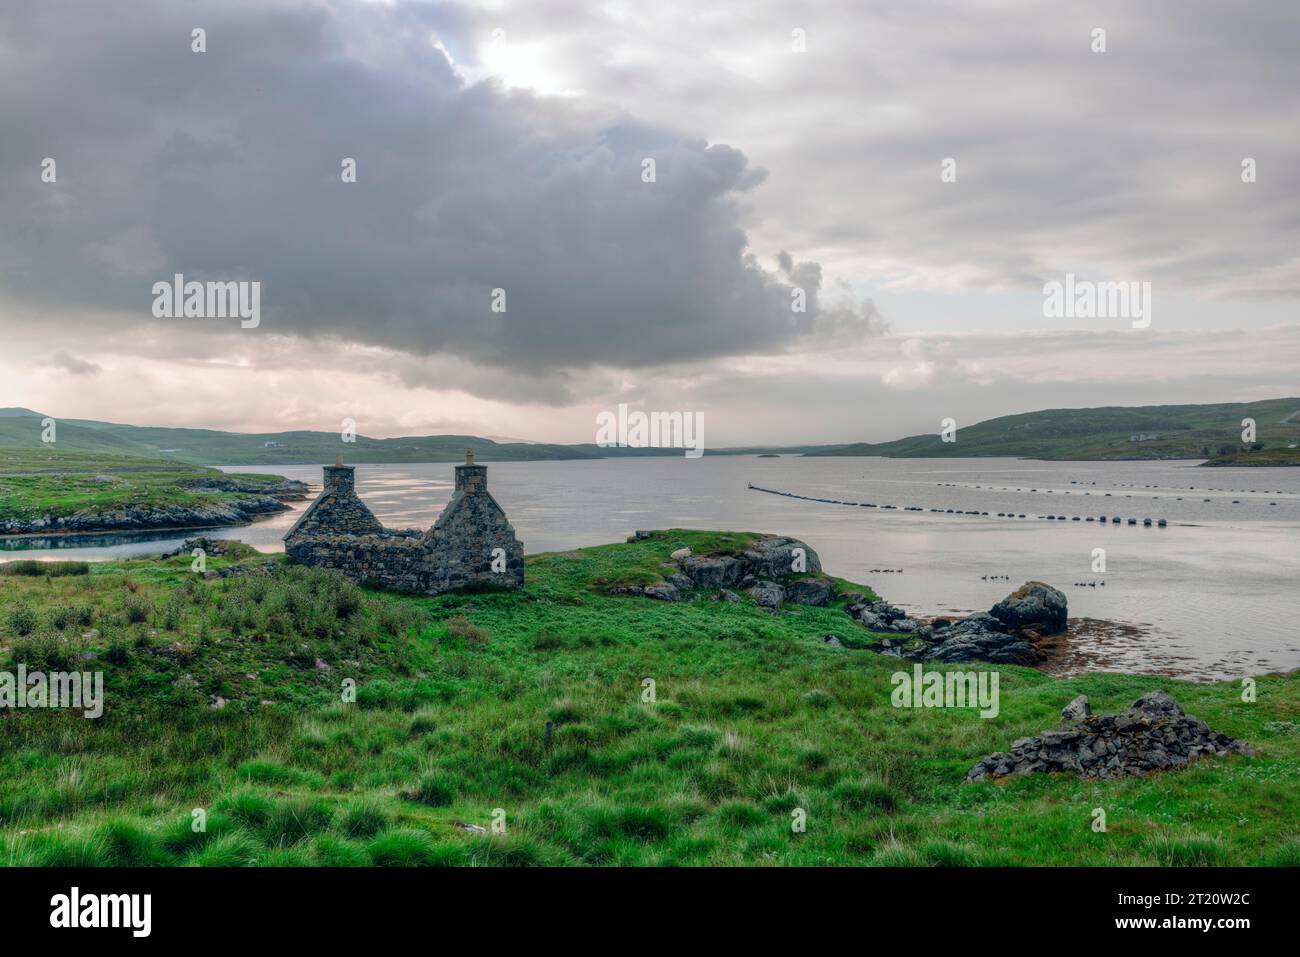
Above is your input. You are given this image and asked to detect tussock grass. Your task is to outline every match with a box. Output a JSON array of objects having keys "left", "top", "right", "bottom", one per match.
[
  {"left": 0, "top": 560, "right": 90, "bottom": 577},
  {"left": 0, "top": 529, "right": 1295, "bottom": 866}
]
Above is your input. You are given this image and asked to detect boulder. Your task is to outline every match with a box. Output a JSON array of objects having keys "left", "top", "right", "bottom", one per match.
[
  {"left": 786, "top": 578, "right": 832, "bottom": 607},
  {"left": 989, "top": 581, "right": 1067, "bottom": 634},
  {"left": 858, "top": 610, "right": 888, "bottom": 631},
  {"left": 642, "top": 583, "right": 680, "bottom": 602},
  {"left": 1062, "top": 694, "right": 1091, "bottom": 722},
  {"left": 747, "top": 581, "right": 785, "bottom": 609},
  {"left": 679, "top": 554, "right": 747, "bottom": 588},
  {"left": 742, "top": 536, "right": 823, "bottom": 579},
  {"left": 924, "top": 613, "right": 1037, "bottom": 665}
]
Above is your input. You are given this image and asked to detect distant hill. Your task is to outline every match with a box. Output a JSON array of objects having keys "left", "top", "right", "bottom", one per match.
[
  {"left": 808, "top": 398, "right": 1300, "bottom": 462},
  {"left": 3, "top": 398, "right": 1297, "bottom": 465},
  {"left": 0, "top": 410, "right": 599, "bottom": 465},
  {"left": 0, "top": 409, "right": 814, "bottom": 465}
]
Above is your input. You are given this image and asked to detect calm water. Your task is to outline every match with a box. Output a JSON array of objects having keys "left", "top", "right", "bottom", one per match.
[{"left": 5, "top": 456, "right": 1299, "bottom": 680}]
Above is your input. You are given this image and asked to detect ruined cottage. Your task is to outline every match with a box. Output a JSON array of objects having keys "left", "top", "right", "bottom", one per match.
[{"left": 284, "top": 451, "right": 524, "bottom": 594}]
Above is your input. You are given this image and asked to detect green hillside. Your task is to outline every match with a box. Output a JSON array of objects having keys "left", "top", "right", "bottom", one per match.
[
  {"left": 811, "top": 398, "right": 1300, "bottom": 462},
  {"left": 0, "top": 409, "right": 834, "bottom": 465},
  {"left": 0, "top": 410, "right": 599, "bottom": 465},
  {"left": 0, "top": 409, "right": 754, "bottom": 465},
  {"left": 5, "top": 399, "right": 1299, "bottom": 465},
  {"left": 2, "top": 530, "right": 1295, "bottom": 867}
]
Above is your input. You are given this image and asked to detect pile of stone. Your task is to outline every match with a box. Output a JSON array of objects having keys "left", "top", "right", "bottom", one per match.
[
  {"left": 616, "top": 533, "right": 833, "bottom": 608},
  {"left": 162, "top": 535, "right": 238, "bottom": 558},
  {"left": 158, "top": 537, "right": 276, "bottom": 580},
  {"left": 965, "top": 691, "right": 1253, "bottom": 781},
  {"left": 848, "top": 581, "right": 1066, "bottom": 666}
]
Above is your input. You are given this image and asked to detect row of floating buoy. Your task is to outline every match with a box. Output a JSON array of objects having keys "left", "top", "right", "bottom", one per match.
[
  {"left": 748, "top": 484, "right": 1169, "bottom": 526},
  {"left": 947, "top": 480, "right": 1293, "bottom": 497}
]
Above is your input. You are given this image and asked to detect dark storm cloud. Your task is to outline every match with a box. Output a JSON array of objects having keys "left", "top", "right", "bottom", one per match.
[{"left": 0, "top": 0, "right": 858, "bottom": 377}]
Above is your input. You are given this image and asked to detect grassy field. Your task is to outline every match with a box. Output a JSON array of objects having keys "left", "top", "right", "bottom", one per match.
[
  {"left": 0, "top": 448, "right": 295, "bottom": 523},
  {"left": 0, "top": 529, "right": 1296, "bottom": 867}
]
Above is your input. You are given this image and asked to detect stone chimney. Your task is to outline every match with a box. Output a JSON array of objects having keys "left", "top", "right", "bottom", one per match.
[
  {"left": 454, "top": 447, "right": 487, "bottom": 493},
  {"left": 323, "top": 455, "right": 355, "bottom": 494}
]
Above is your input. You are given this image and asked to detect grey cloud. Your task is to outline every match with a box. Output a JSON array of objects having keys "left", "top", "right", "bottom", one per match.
[
  {"left": 0, "top": 0, "right": 872, "bottom": 383},
  {"left": 495, "top": 0, "right": 1300, "bottom": 302},
  {"left": 45, "top": 351, "right": 103, "bottom": 376}
]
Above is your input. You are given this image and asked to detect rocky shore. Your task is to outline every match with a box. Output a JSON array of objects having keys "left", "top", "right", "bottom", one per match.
[
  {"left": 615, "top": 532, "right": 1071, "bottom": 667},
  {"left": 0, "top": 477, "right": 307, "bottom": 537},
  {"left": 849, "top": 581, "right": 1067, "bottom": 666}
]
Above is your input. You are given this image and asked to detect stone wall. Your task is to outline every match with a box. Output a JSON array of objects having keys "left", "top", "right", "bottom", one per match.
[
  {"left": 284, "top": 465, "right": 384, "bottom": 538},
  {"left": 284, "top": 459, "right": 524, "bottom": 596}
]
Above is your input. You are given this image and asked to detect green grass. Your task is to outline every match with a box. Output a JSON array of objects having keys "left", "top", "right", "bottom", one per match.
[
  {"left": 0, "top": 528, "right": 1295, "bottom": 866},
  {"left": 0, "top": 560, "right": 89, "bottom": 577},
  {"left": 0, "top": 447, "right": 297, "bottom": 524}
]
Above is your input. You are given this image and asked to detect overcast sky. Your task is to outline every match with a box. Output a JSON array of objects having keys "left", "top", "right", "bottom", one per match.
[{"left": 1, "top": 0, "right": 1297, "bottom": 445}]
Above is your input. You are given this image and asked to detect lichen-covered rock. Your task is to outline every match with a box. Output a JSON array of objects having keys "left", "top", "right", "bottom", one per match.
[
  {"left": 988, "top": 581, "right": 1068, "bottom": 634},
  {"left": 664, "top": 534, "right": 830, "bottom": 609},
  {"left": 747, "top": 581, "right": 785, "bottom": 609},
  {"left": 1062, "top": 694, "right": 1091, "bottom": 722},
  {"left": 742, "top": 536, "right": 823, "bottom": 579},
  {"left": 923, "top": 612, "right": 1039, "bottom": 665},
  {"left": 786, "top": 578, "right": 832, "bottom": 606},
  {"left": 965, "top": 691, "right": 1252, "bottom": 781},
  {"left": 678, "top": 554, "right": 747, "bottom": 587},
  {"left": 642, "top": 583, "right": 680, "bottom": 602}
]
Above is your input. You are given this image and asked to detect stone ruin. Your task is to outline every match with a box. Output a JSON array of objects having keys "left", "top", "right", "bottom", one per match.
[{"left": 284, "top": 450, "right": 524, "bottom": 595}]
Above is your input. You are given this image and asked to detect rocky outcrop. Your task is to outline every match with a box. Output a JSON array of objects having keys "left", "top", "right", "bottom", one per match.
[
  {"left": 785, "top": 577, "right": 832, "bottom": 607},
  {"left": 678, "top": 554, "right": 747, "bottom": 588},
  {"left": 847, "top": 581, "right": 1068, "bottom": 666},
  {"left": 0, "top": 496, "right": 293, "bottom": 536},
  {"left": 965, "top": 692, "right": 1252, "bottom": 781},
  {"left": 747, "top": 581, "right": 785, "bottom": 609},
  {"left": 988, "top": 581, "right": 1067, "bottom": 634},
  {"left": 923, "top": 613, "right": 1036, "bottom": 665},
  {"left": 617, "top": 533, "right": 831, "bottom": 610},
  {"left": 1, "top": 474, "right": 307, "bottom": 537},
  {"left": 181, "top": 477, "right": 308, "bottom": 497}
]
